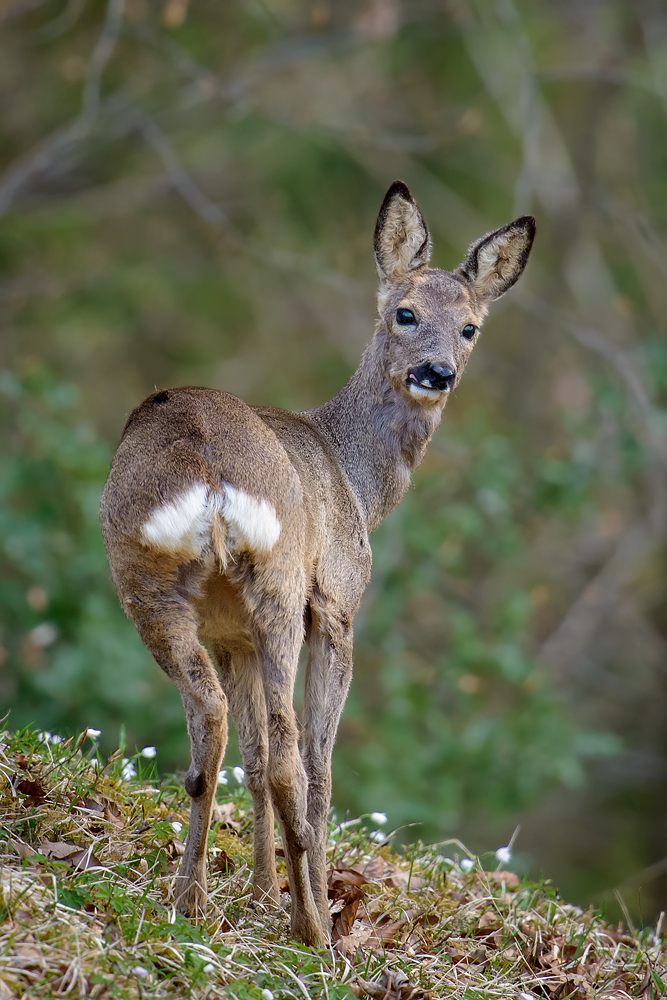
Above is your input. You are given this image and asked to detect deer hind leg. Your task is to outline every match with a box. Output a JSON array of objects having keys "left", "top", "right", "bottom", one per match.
[
  {"left": 213, "top": 645, "right": 280, "bottom": 909},
  {"left": 134, "top": 603, "right": 228, "bottom": 917},
  {"left": 302, "top": 622, "right": 353, "bottom": 933}
]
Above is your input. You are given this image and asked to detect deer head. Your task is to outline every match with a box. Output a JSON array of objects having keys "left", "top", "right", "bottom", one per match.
[{"left": 374, "top": 180, "right": 535, "bottom": 406}]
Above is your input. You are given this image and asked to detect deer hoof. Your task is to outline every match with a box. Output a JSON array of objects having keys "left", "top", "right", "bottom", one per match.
[
  {"left": 292, "top": 909, "right": 327, "bottom": 949},
  {"left": 175, "top": 875, "right": 207, "bottom": 917}
]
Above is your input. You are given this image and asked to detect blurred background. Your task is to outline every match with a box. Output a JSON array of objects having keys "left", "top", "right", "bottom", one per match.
[{"left": 2, "top": 0, "right": 667, "bottom": 923}]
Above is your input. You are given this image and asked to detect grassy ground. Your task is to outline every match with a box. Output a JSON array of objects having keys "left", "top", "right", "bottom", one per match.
[{"left": 0, "top": 723, "right": 665, "bottom": 999}]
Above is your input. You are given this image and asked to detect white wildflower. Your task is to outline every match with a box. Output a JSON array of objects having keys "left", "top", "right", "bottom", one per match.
[
  {"left": 87, "top": 728, "right": 101, "bottom": 739},
  {"left": 38, "top": 731, "right": 63, "bottom": 745},
  {"left": 121, "top": 758, "right": 137, "bottom": 780},
  {"left": 370, "top": 811, "right": 387, "bottom": 825},
  {"left": 369, "top": 830, "right": 385, "bottom": 843},
  {"left": 132, "top": 966, "right": 149, "bottom": 979},
  {"left": 203, "top": 963, "right": 215, "bottom": 973},
  {"left": 140, "top": 746, "right": 157, "bottom": 758},
  {"left": 519, "top": 994, "right": 534, "bottom": 1000},
  {"left": 262, "top": 990, "right": 274, "bottom": 1000},
  {"left": 232, "top": 766, "right": 245, "bottom": 784},
  {"left": 495, "top": 846, "right": 512, "bottom": 864},
  {"left": 217, "top": 769, "right": 228, "bottom": 785},
  {"left": 460, "top": 858, "right": 475, "bottom": 872},
  {"left": 171, "top": 821, "right": 183, "bottom": 834},
  {"left": 29, "top": 622, "right": 58, "bottom": 648}
]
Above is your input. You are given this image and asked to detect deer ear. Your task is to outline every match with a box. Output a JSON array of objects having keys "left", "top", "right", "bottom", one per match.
[
  {"left": 374, "top": 181, "right": 432, "bottom": 290},
  {"left": 455, "top": 216, "right": 536, "bottom": 303}
]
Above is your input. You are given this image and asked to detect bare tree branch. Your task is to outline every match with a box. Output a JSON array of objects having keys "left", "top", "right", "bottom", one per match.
[
  {"left": 540, "top": 521, "right": 649, "bottom": 676},
  {"left": 2, "top": 0, "right": 51, "bottom": 22},
  {"left": 82, "top": 0, "right": 124, "bottom": 120},
  {"left": 518, "top": 290, "right": 667, "bottom": 677},
  {"left": 33, "top": 0, "right": 87, "bottom": 42},
  {"left": 0, "top": 0, "right": 124, "bottom": 218},
  {"left": 136, "top": 113, "right": 228, "bottom": 232},
  {"left": 599, "top": 194, "right": 667, "bottom": 279},
  {"left": 519, "top": 292, "right": 667, "bottom": 473}
]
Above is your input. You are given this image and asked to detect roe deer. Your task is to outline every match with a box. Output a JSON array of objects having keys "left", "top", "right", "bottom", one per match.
[{"left": 100, "top": 181, "right": 535, "bottom": 947}]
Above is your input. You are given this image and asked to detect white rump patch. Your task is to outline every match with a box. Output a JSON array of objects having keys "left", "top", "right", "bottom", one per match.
[
  {"left": 218, "top": 483, "right": 281, "bottom": 553},
  {"left": 141, "top": 482, "right": 281, "bottom": 559},
  {"left": 141, "top": 483, "right": 212, "bottom": 558}
]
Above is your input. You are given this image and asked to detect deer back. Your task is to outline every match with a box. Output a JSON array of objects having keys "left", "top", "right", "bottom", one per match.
[{"left": 101, "top": 386, "right": 372, "bottom": 625}]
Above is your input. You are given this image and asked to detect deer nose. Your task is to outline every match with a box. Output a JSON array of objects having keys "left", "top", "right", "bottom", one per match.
[
  {"left": 407, "top": 362, "right": 457, "bottom": 392},
  {"left": 427, "top": 364, "right": 456, "bottom": 391}
]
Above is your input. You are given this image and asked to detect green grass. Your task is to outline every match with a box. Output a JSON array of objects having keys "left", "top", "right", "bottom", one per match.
[{"left": 0, "top": 723, "right": 664, "bottom": 999}]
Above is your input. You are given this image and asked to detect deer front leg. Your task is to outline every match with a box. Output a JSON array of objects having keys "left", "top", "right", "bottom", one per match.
[
  {"left": 302, "top": 624, "right": 353, "bottom": 934},
  {"left": 253, "top": 618, "right": 323, "bottom": 948},
  {"left": 213, "top": 646, "right": 280, "bottom": 909}
]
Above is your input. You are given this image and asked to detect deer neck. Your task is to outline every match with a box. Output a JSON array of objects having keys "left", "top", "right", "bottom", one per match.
[{"left": 304, "top": 330, "right": 444, "bottom": 533}]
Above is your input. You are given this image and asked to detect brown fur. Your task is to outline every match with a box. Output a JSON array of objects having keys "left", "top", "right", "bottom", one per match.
[{"left": 100, "top": 181, "right": 535, "bottom": 947}]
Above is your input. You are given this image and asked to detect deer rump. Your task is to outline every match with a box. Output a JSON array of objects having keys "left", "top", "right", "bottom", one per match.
[{"left": 100, "top": 180, "right": 535, "bottom": 947}]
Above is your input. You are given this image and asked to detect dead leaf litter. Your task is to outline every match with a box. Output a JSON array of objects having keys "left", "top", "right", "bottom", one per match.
[{"left": 0, "top": 726, "right": 664, "bottom": 999}]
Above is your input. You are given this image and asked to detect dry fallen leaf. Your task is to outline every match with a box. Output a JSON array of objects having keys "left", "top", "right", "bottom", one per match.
[
  {"left": 329, "top": 867, "right": 368, "bottom": 943},
  {"left": 353, "top": 968, "right": 426, "bottom": 1000},
  {"left": 637, "top": 967, "right": 652, "bottom": 996},
  {"left": 212, "top": 801, "right": 242, "bottom": 831},
  {"left": 370, "top": 908, "right": 425, "bottom": 948},
  {"left": 335, "top": 926, "right": 374, "bottom": 957},
  {"left": 212, "top": 850, "right": 236, "bottom": 876},
  {"left": 328, "top": 867, "right": 369, "bottom": 892},
  {"left": 165, "top": 840, "right": 185, "bottom": 858},
  {"left": 332, "top": 896, "right": 362, "bottom": 942},
  {"left": 39, "top": 840, "right": 103, "bottom": 870},
  {"left": 73, "top": 795, "right": 104, "bottom": 814},
  {"left": 363, "top": 857, "right": 426, "bottom": 891},
  {"left": 13, "top": 943, "right": 44, "bottom": 966},
  {"left": 40, "top": 840, "right": 84, "bottom": 860},
  {"left": 14, "top": 775, "right": 48, "bottom": 807},
  {"left": 362, "top": 856, "right": 386, "bottom": 881},
  {"left": 67, "top": 847, "right": 105, "bottom": 871},
  {"left": 10, "top": 839, "right": 38, "bottom": 861},
  {"left": 445, "top": 942, "right": 467, "bottom": 963},
  {"left": 101, "top": 798, "right": 124, "bottom": 828},
  {"left": 598, "top": 924, "right": 635, "bottom": 946},
  {"left": 477, "top": 870, "right": 520, "bottom": 888},
  {"left": 388, "top": 869, "right": 426, "bottom": 892},
  {"left": 475, "top": 911, "right": 502, "bottom": 933},
  {"left": 546, "top": 981, "right": 587, "bottom": 1000}
]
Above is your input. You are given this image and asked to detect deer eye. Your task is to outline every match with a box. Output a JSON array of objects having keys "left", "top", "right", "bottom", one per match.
[
  {"left": 396, "top": 308, "right": 416, "bottom": 326},
  {"left": 462, "top": 324, "right": 477, "bottom": 340}
]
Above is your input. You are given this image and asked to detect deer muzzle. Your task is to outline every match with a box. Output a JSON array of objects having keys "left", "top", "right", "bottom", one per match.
[{"left": 407, "top": 363, "right": 456, "bottom": 393}]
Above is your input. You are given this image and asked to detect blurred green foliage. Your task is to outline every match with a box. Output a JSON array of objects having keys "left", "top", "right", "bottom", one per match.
[
  {"left": 2, "top": 0, "right": 667, "bottom": 920},
  {"left": 0, "top": 368, "right": 188, "bottom": 761}
]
